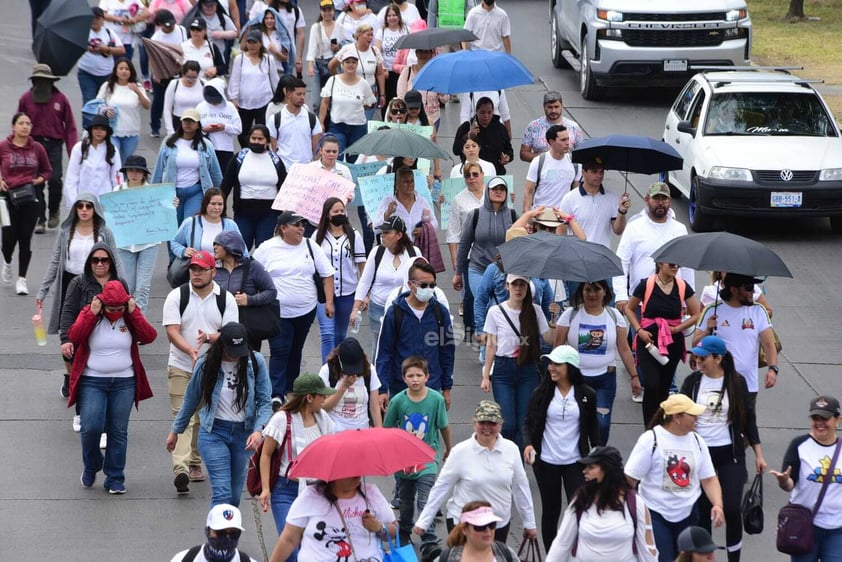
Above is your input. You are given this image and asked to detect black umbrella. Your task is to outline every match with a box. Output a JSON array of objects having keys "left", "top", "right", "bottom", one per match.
[
  {"left": 650, "top": 232, "right": 793, "bottom": 278},
  {"left": 497, "top": 231, "right": 623, "bottom": 282},
  {"left": 394, "top": 28, "right": 478, "bottom": 50},
  {"left": 32, "top": 0, "right": 93, "bottom": 76}
]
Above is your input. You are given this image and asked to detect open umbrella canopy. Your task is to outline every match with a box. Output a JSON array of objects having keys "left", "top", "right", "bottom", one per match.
[
  {"left": 651, "top": 232, "right": 793, "bottom": 278},
  {"left": 497, "top": 231, "right": 623, "bottom": 282},
  {"left": 571, "top": 135, "right": 683, "bottom": 175},
  {"left": 345, "top": 127, "right": 451, "bottom": 159},
  {"left": 411, "top": 50, "right": 534, "bottom": 94},
  {"left": 394, "top": 28, "right": 478, "bottom": 50},
  {"left": 32, "top": 0, "right": 92, "bottom": 76},
  {"left": 287, "top": 428, "right": 436, "bottom": 481},
  {"left": 140, "top": 38, "right": 184, "bottom": 83}
]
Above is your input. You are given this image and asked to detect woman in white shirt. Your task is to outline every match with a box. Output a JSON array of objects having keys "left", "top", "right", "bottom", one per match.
[
  {"left": 374, "top": 5, "right": 408, "bottom": 109},
  {"left": 318, "top": 337, "right": 382, "bottom": 430},
  {"left": 180, "top": 17, "right": 224, "bottom": 79},
  {"left": 306, "top": 0, "right": 340, "bottom": 111},
  {"left": 374, "top": 166, "right": 437, "bottom": 243},
  {"left": 228, "top": 29, "right": 280, "bottom": 148},
  {"left": 96, "top": 58, "right": 150, "bottom": 160},
  {"left": 313, "top": 198, "right": 366, "bottom": 362},
  {"left": 319, "top": 51, "right": 376, "bottom": 158},
  {"left": 64, "top": 115, "right": 122, "bottom": 205},
  {"left": 330, "top": 24, "right": 386, "bottom": 121},
  {"left": 253, "top": 211, "right": 336, "bottom": 399},
  {"left": 333, "top": 0, "right": 378, "bottom": 45},
  {"left": 450, "top": 132, "right": 496, "bottom": 179},
  {"left": 162, "top": 61, "right": 205, "bottom": 136}
]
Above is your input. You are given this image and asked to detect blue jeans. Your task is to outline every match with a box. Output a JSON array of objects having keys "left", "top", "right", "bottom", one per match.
[
  {"left": 122, "top": 43, "right": 134, "bottom": 65},
  {"left": 368, "top": 301, "right": 385, "bottom": 360},
  {"left": 197, "top": 419, "right": 251, "bottom": 507},
  {"left": 77, "top": 69, "right": 109, "bottom": 106},
  {"left": 398, "top": 474, "right": 438, "bottom": 548},
  {"left": 465, "top": 267, "right": 484, "bottom": 332},
  {"left": 584, "top": 370, "right": 617, "bottom": 445},
  {"left": 271, "top": 476, "right": 300, "bottom": 561},
  {"left": 490, "top": 356, "right": 539, "bottom": 450},
  {"left": 650, "top": 506, "right": 699, "bottom": 562},
  {"left": 268, "top": 308, "right": 317, "bottom": 397},
  {"left": 317, "top": 294, "right": 355, "bottom": 362},
  {"left": 117, "top": 245, "right": 159, "bottom": 312},
  {"left": 327, "top": 121, "right": 367, "bottom": 161},
  {"left": 176, "top": 183, "right": 204, "bottom": 226},
  {"left": 112, "top": 136, "right": 139, "bottom": 160},
  {"left": 78, "top": 376, "right": 135, "bottom": 490},
  {"left": 792, "top": 525, "right": 842, "bottom": 562},
  {"left": 234, "top": 207, "right": 279, "bottom": 251}
]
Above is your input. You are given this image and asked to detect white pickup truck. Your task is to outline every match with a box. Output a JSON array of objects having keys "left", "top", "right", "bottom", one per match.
[{"left": 549, "top": 0, "right": 752, "bottom": 100}]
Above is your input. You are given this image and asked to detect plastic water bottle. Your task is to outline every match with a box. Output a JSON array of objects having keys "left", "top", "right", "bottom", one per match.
[
  {"left": 349, "top": 310, "right": 362, "bottom": 334},
  {"left": 682, "top": 314, "right": 696, "bottom": 338},
  {"left": 32, "top": 311, "right": 47, "bottom": 347},
  {"left": 645, "top": 342, "right": 669, "bottom": 366}
]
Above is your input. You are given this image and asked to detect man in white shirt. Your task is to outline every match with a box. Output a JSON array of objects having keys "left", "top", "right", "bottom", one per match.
[
  {"left": 522, "top": 124, "right": 578, "bottom": 212},
  {"left": 461, "top": 0, "right": 511, "bottom": 53},
  {"left": 268, "top": 77, "right": 323, "bottom": 170},
  {"left": 560, "top": 157, "right": 630, "bottom": 248},
  {"left": 520, "top": 91, "right": 584, "bottom": 162},
  {"left": 162, "top": 251, "right": 238, "bottom": 495}
]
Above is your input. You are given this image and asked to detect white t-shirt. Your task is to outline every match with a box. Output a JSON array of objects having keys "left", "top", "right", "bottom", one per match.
[
  {"left": 784, "top": 436, "right": 842, "bottom": 530},
  {"left": 334, "top": 44, "right": 382, "bottom": 88},
  {"left": 174, "top": 139, "right": 201, "bottom": 188},
  {"left": 78, "top": 27, "right": 119, "bottom": 76},
  {"left": 354, "top": 246, "right": 422, "bottom": 307},
  {"left": 286, "top": 483, "right": 395, "bottom": 562},
  {"left": 180, "top": 39, "right": 217, "bottom": 77},
  {"left": 484, "top": 302, "right": 549, "bottom": 358},
  {"left": 463, "top": 4, "right": 511, "bottom": 52},
  {"left": 267, "top": 105, "right": 323, "bottom": 170},
  {"left": 262, "top": 410, "right": 335, "bottom": 479},
  {"left": 100, "top": 0, "right": 144, "bottom": 45},
  {"left": 559, "top": 185, "right": 621, "bottom": 248},
  {"left": 321, "top": 76, "right": 376, "bottom": 126},
  {"left": 228, "top": 54, "right": 278, "bottom": 109},
  {"left": 200, "top": 219, "right": 223, "bottom": 253},
  {"left": 373, "top": 194, "right": 437, "bottom": 242},
  {"left": 541, "top": 386, "right": 581, "bottom": 465},
  {"left": 84, "top": 317, "right": 134, "bottom": 378},
  {"left": 526, "top": 152, "right": 577, "bottom": 209},
  {"left": 96, "top": 82, "right": 148, "bottom": 138},
  {"left": 624, "top": 426, "right": 716, "bottom": 522},
  {"left": 216, "top": 360, "right": 246, "bottom": 422},
  {"left": 333, "top": 12, "right": 379, "bottom": 45},
  {"left": 151, "top": 25, "right": 187, "bottom": 47},
  {"left": 239, "top": 151, "right": 279, "bottom": 201},
  {"left": 559, "top": 307, "right": 626, "bottom": 377},
  {"left": 694, "top": 374, "right": 731, "bottom": 447},
  {"left": 66, "top": 232, "right": 95, "bottom": 275},
  {"left": 163, "top": 78, "right": 205, "bottom": 135},
  {"left": 697, "top": 302, "right": 771, "bottom": 392},
  {"left": 375, "top": 26, "right": 408, "bottom": 71},
  {"left": 318, "top": 363, "right": 381, "bottom": 431},
  {"left": 314, "top": 230, "right": 367, "bottom": 297}
]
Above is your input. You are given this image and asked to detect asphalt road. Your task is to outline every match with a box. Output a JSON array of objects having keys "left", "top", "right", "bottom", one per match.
[{"left": 1, "top": 1, "right": 836, "bottom": 560}]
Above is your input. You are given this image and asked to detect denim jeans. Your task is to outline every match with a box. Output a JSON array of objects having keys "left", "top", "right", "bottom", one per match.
[
  {"left": 268, "top": 308, "right": 317, "bottom": 397},
  {"left": 792, "top": 525, "right": 842, "bottom": 562},
  {"left": 176, "top": 183, "right": 204, "bottom": 226},
  {"left": 317, "top": 294, "right": 355, "bottom": 362},
  {"left": 234, "top": 207, "right": 279, "bottom": 252},
  {"left": 78, "top": 376, "right": 135, "bottom": 490},
  {"left": 271, "top": 476, "right": 300, "bottom": 561},
  {"left": 77, "top": 69, "right": 108, "bottom": 106},
  {"left": 112, "top": 136, "right": 139, "bottom": 160},
  {"left": 650, "top": 506, "right": 699, "bottom": 562},
  {"left": 150, "top": 78, "right": 171, "bottom": 134},
  {"left": 398, "top": 474, "right": 438, "bottom": 548},
  {"left": 327, "top": 121, "right": 367, "bottom": 161},
  {"left": 197, "top": 418, "right": 251, "bottom": 507},
  {"left": 117, "top": 245, "right": 160, "bottom": 311},
  {"left": 490, "top": 356, "right": 539, "bottom": 450},
  {"left": 368, "top": 301, "right": 385, "bottom": 360},
  {"left": 584, "top": 370, "right": 617, "bottom": 445},
  {"left": 465, "top": 267, "right": 484, "bottom": 332}
]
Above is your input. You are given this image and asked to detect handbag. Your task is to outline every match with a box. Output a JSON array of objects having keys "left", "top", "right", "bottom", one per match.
[
  {"left": 383, "top": 532, "right": 418, "bottom": 562},
  {"left": 776, "top": 439, "right": 841, "bottom": 554},
  {"left": 7, "top": 183, "right": 38, "bottom": 208},
  {"left": 166, "top": 217, "right": 197, "bottom": 288},
  {"left": 517, "top": 537, "right": 542, "bottom": 562},
  {"left": 246, "top": 411, "right": 291, "bottom": 497},
  {"left": 742, "top": 472, "right": 764, "bottom": 534},
  {"left": 237, "top": 258, "right": 282, "bottom": 341},
  {"left": 758, "top": 328, "right": 782, "bottom": 367},
  {"left": 305, "top": 239, "right": 327, "bottom": 304}
]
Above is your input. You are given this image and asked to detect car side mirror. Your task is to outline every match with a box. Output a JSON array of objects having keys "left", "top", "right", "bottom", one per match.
[{"left": 677, "top": 120, "right": 696, "bottom": 135}]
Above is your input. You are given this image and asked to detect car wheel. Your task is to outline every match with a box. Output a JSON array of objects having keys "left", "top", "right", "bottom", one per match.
[
  {"left": 831, "top": 216, "right": 842, "bottom": 235},
  {"left": 579, "top": 37, "right": 605, "bottom": 101},
  {"left": 550, "top": 12, "right": 570, "bottom": 69},
  {"left": 689, "top": 177, "right": 714, "bottom": 231}
]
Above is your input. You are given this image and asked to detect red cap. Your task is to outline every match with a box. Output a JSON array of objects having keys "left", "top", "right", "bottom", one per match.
[{"left": 190, "top": 251, "right": 216, "bottom": 269}]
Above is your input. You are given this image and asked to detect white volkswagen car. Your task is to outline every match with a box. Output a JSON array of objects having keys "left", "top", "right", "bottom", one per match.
[{"left": 662, "top": 70, "right": 842, "bottom": 232}]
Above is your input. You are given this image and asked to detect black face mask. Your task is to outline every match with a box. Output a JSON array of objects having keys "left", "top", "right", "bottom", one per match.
[
  {"left": 204, "top": 534, "right": 239, "bottom": 562},
  {"left": 249, "top": 143, "right": 266, "bottom": 154},
  {"left": 330, "top": 214, "right": 348, "bottom": 226},
  {"left": 483, "top": 0, "right": 494, "bottom": 4}
]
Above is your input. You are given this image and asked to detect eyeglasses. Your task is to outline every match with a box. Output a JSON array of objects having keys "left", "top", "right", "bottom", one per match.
[
  {"left": 463, "top": 172, "right": 481, "bottom": 179},
  {"left": 189, "top": 265, "right": 212, "bottom": 273},
  {"left": 76, "top": 202, "right": 94, "bottom": 210},
  {"left": 470, "top": 522, "right": 497, "bottom": 532},
  {"left": 390, "top": 108, "right": 407, "bottom": 115},
  {"left": 412, "top": 281, "right": 437, "bottom": 289},
  {"left": 90, "top": 257, "right": 110, "bottom": 265},
  {"left": 183, "top": 75, "right": 198, "bottom": 81},
  {"left": 668, "top": 263, "right": 679, "bottom": 269}
]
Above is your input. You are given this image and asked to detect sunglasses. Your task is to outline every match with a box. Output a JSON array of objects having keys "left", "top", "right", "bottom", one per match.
[
  {"left": 463, "top": 172, "right": 481, "bottom": 179},
  {"left": 390, "top": 108, "right": 407, "bottom": 115},
  {"left": 667, "top": 263, "right": 679, "bottom": 268},
  {"left": 412, "top": 281, "right": 436, "bottom": 289},
  {"left": 76, "top": 202, "right": 94, "bottom": 210},
  {"left": 470, "top": 522, "right": 497, "bottom": 532},
  {"left": 740, "top": 283, "right": 755, "bottom": 291},
  {"left": 214, "top": 529, "right": 242, "bottom": 539},
  {"left": 90, "top": 257, "right": 110, "bottom": 265}
]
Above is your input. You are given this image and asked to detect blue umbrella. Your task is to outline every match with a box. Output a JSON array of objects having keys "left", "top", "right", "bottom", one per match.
[{"left": 411, "top": 50, "right": 534, "bottom": 94}]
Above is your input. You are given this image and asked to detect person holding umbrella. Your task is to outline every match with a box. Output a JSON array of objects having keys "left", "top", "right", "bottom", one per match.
[
  {"left": 452, "top": 97, "right": 512, "bottom": 175},
  {"left": 77, "top": 7, "right": 126, "bottom": 106}
]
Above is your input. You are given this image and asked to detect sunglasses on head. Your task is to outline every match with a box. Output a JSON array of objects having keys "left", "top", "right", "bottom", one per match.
[
  {"left": 90, "top": 257, "right": 110, "bottom": 265},
  {"left": 463, "top": 171, "right": 481, "bottom": 179},
  {"left": 470, "top": 522, "right": 497, "bottom": 532},
  {"left": 76, "top": 202, "right": 94, "bottom": 210}
]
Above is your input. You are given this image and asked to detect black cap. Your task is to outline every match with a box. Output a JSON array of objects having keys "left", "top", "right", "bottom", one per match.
[
  {"left": 337, "top": 338, "right": 365, "bottom": 375},
  {"left": 155, "top": 9, "right": 176, "bottom": 26},
  {"left": 91, "top": 6, "right": 105, "bottom": 18},
  {"left": 276, "top": 210, "right": 306, "bottom": 226},
  {"left": 677, "top": 526, "right": 723, "bottom": 554},
  {"left": 220, "top": 323, "right": 250, "bottom": 358},
  {"left": 119, "top": 154, "right": 150, "bottom": 175},
  {"left": 190, "top": 17, "right": 207, "bottom": 30},
  {"left": 578, "top": 446, "right": 623, "bottom": 467},
  {"left": 809, "top": 395, "right": 841, "bottom": 418},
  {"left": 404, "top": 90, "right": 422, "bottom": 109},
  {"left": 723, "top": 273, "right": 764, "bottom": 287},
  {"left": 377, "top": 216, "right": 406, "bottom": 233}
]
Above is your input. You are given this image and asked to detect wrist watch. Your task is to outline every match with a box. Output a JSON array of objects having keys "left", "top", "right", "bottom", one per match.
[{"left": 768, "top": 365, "right": 779, "bottom": 374}]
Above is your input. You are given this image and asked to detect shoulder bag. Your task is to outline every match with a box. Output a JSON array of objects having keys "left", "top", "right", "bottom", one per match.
[
  {"left": 742, "top": 471, "right": 764, "bottom": 534},
  {"left": 776, "top": 439, "right": 841, "bottom": 554},
  {"left": 237, "top": 258, "right": 282, "bottom": 341},
  {"left": 7, "top": 183, "right": 38, "bottom": 208},
  {"left": 166, "top": 217, "right": 197, "bottom": 288},
  {"left": 306, "top": 239, "right": 327, "bottom": 303}
]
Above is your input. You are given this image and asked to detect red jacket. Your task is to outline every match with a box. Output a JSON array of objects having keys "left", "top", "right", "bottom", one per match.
[
  {"left": 17, "top": 90, "right": 78, "bottom": 156},
  {"left": 0, "top": 135, "right": 52, "bottom": 189},
  {"left": 67, "top": 306, "right": 158, "bottom": 408}
]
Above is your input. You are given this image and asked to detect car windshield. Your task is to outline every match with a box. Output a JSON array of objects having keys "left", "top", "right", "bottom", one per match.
[{"left": 703, "top": 92, "right": 836, "bottom": 137}]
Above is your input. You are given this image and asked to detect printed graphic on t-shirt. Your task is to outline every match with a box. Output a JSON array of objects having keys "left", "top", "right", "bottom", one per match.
[
  {"left": 698, "top": 388, "right": 726, "bottom": 424},
  {"left": 313, "top": 521, "right": 352, "bottom": 560},
  {"left": 741, "top": 317, "right": 755, "bottom": 330},
  {"left": 807, "top": 455, "right": 842, "bottom": 485},
  {"left": 403, "top": 412, "right": 429, "bottom": 440},
  {"left": 339, "top": 386, "right": 358, "bottom": 419},
  {"left": 577, "top": 322, "right": 607, "bottom": 355},
  {"left": 224, "top": 367, "right": 239, "bottom": 389},
  {"left": 661, "top": 449, "right": 694, "bottom": 491}
]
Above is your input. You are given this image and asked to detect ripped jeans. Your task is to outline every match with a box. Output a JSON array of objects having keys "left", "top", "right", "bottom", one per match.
[{"left": 583, "top": 369, "right": 617, "bottom": 445}]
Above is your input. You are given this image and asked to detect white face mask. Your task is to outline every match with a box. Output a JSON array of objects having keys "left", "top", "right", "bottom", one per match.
[{"left": 414, "top": 286, "right": 435, "bottom": 302}]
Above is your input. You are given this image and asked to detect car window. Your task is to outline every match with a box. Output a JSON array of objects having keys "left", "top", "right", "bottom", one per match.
[
  {"left": 673, "top": 80, "right": 701, "bottom": 120},
  {"left": 704, "top": 92, "right": 837, "bottom": 137}
]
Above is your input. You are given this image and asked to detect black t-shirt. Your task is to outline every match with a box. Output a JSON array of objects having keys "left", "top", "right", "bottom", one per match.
[{"left": 633, "top": 277, "right": 695, "bottom": 320}]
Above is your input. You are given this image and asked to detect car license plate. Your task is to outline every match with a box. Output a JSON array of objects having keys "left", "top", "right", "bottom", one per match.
[
  {"left": 663, "top": 59, "right": 688, "bottom": 72},
  {"left": 771, "top": 192, "right": 802, "bottom": 208}
]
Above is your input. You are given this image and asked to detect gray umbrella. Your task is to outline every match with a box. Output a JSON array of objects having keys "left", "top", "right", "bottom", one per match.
[
  {"left": 345, "top": 128, "right": 451, "bottom": 160},
  {"left": 394, "top": 28, "right": 478, "bottom": 50},
  {"left": 497, "top": 231, "right": 623, "bottom": 282},
  {"left": 650, "top": 232, "right": 792, "bottom": 278}
]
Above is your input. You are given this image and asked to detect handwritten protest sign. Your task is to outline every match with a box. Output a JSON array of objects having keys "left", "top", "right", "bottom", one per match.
[
  {"left": 272, "top": 163, "right": 356, "bottom": 223},
  {"left": 347, "top": 160, "right": 388, "bottom": 206},
  {"left": 99, "top": 183, "right": 177, "bottom": 247},
  {"left": 359, "top": 170, "right": 431, "bottom": 222}
]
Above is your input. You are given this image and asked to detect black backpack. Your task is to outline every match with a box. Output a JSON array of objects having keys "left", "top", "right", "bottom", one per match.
[{"left": 178, "top": 283, "right": 227, "bottom": 318}]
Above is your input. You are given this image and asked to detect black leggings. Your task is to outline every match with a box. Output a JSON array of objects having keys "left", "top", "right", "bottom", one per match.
[
  {"left": 637, "top": 334, "right": 683, "bottom": 425},
  {"left": 237, "top": 105, "right": 268, "bottom": 149},
  {"left": 1, "top": 198, "right": 39, "bottom": 277},
  {"left": 696, "top": 445, "right": 748, "bottom": 562},
  {"left": 533, "top": 458, "right": 585, "bottom": 551}
]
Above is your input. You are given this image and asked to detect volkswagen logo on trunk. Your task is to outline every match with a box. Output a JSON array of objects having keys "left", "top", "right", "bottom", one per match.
[{"left": 780, "top": 169, "right": 794, "bottom": 181}]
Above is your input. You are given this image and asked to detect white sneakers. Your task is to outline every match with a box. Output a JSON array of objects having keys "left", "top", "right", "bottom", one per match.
[
  {"left": 15, "top": 277, "right": 28, "bottom": 295},
  {"left": 1, "top": 262, "right": 11, "bottom": 284},
  {"left": 72, "top": 415, "right": 81, "bottom": 432}
]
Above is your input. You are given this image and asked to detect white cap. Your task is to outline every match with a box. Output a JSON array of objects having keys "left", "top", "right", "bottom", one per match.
[{"left": 206, "top": 504, "right": 244, "bottom": 531}]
